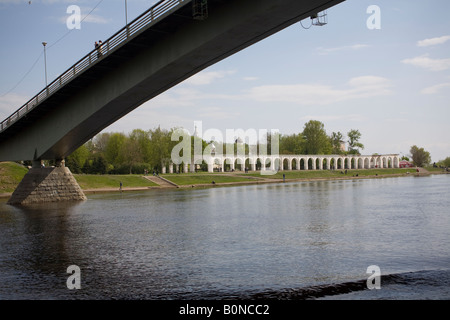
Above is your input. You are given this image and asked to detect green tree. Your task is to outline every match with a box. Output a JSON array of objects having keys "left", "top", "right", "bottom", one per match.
[
  {"left": 66, "top": 144, "right": 90, "bottom": 173},
  {"left": 93, "top": 132, "right": 111, "bottom": 155},
  {"left": 91, "top": 154, "right": 108, "bottom": 174},
  {"left": 410, "top": 145, "right": 431, "bottom": 167},
  {"left": 129, "top": 129, "right": 152, "bottom": 163},
  {"left": 330, "top": 131, "right": 344, "bottom": 154},
  {"left": 443, "top": 157, "right": 450, "bottom": 167},
  {"left": 191, "top": 134, "right": 210, "bottom": 171},
  {"left": 149, "top": 126, "right": 177, "bottom": 172},
  {"left": 280, "top": 133, "right": 304, "bottom": 154},
  {"left": 302, "top": 120, "right": 331, "bottom": 154},
  {"left": 120, "top": 135, "right": 144, "bottom": 174},
  {"left": 347, "top": 129, "right": 364, "bottom": 154},
  {"left": 255, "top": 130, "right": 279, "bottom": 155},
  {"left": 105, "top": 132, "right": 127, "bottom": 167}
]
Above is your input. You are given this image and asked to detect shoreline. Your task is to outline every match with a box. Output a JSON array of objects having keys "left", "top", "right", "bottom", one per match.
[
  {"left": 172, "top": 170, "right": 445, "bottom": 189},
  {"left": 1, "top": 169, "right": 448, "bottom": 199}
]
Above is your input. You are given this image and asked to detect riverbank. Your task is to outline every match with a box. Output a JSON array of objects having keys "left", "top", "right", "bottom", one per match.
[
  {"left": 1, "top": 161, "right": 448, "bottom": 199},
  {"left": 160, "top": 167, "right": 447, "bottom": 189}
]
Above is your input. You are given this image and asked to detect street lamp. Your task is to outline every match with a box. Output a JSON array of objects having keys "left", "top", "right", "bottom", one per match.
[
  {"left": 125, "top": 0, "right": 128, "bottom": 25},
  {"left": 42, "top": 42, "right": 48, "bottom": 93},
  {"left": 125, "top": 0, "right": 129, "bottom": 37}
]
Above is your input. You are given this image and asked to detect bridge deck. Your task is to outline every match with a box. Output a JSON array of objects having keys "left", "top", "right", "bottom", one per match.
[{"left": 0, "top": 0, "right": 345, "bottom": 162}]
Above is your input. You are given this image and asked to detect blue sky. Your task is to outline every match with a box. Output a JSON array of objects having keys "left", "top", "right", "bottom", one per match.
[{"left": 1, "top": 0, "right": 449, "bottom": 162}]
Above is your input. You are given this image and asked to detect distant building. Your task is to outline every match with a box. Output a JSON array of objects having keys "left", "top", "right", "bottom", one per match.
[
  {"left": 340, "top": 140, "right": 346, "bottom": 152},
  {"left": 193, "top": 125, "right": 199, "bottom": 137},
  {"left": 399, "top": 160, "right": 414, "bottom": 168}
]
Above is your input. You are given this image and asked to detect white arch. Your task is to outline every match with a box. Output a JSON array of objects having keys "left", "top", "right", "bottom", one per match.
[
  {"left": 393, "top": 156, "right": 400, "bottom": 168},
  {"left": 197, "top": 153, "right": 399, "bottom": 173},
  {"left": 325, "top": 157, "right": 331, "bottom": 170}
]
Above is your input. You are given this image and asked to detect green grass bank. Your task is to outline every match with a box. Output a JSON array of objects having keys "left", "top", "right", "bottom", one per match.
[
  {"left": 160, "top": 173, "right": 258, "bottom": 186},
  {"left": 238, "top": 168, "right": 422, "bottom": 180},
  {"left": 74, "top": 174, "right": 159, "bottom": 190},
  {"left": 1, "top": 161, "right": 447, "bottom": 197},
  {"left": 0, "top": 162, "right": 29, "bottom": 193}
]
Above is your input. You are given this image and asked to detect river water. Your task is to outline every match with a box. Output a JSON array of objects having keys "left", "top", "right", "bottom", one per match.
[{"left": 0, "top": 174, "right": 449, "bottom": 300}]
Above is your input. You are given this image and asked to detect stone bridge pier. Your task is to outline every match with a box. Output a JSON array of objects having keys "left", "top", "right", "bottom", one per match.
[{"left": 7, "top": 160, "right": 86, "bottom": 205}]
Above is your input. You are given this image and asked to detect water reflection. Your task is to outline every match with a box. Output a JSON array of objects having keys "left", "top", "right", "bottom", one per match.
[
  {"left": 0, "top": 202, "right": 86, "bottom": 298},
  {"left": 0, "top": 175, "right": 449, "bottom": 299}
]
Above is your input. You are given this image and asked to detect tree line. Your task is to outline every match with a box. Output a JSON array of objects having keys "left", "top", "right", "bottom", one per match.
[
  {"left": 278, "top": 120, "right": 364, "bottom": 155},
  {"left": 64, "top": 120, "right": 367, "bottom": 174},
  {"left": 63, "top": 119, "right": 441, "bottom": 174}
]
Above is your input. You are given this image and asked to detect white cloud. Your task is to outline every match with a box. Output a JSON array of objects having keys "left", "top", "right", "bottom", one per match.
[
  {"left": 148, "top": 76, "right": 392, "bottom": 110},
  {"left": 317, "top": 44, "right": 370, "bottom": 55},
  {"left": 147, "top": 87, "right": 238, "bottom": 109},
  {"left": 149, "top": 88, "right": 200, "bottom": 108},
  {"left": 417, "top": 35, "right": 450, "bottom": 47},
  {"left": 0, "top": 93, "right": 29, "bottom": 121},
  {"left": 104, "top": 108, "right": 194, "bottom": 134},
  {"left": 421, "top": 83, "right": 450, "bottom": 94},
  {"left": 197, "top": 106, "right": 240, "bottom": 119},
  {"left": 245, "top": 76, "right": 392, "bottom": 105},
  {"left": 402, "top": 54, "right": 450, "bottom": 71},
  {"left": 384, "top": 117, "right": 409, "bottom": 123},
  {"left": 299, "top": 114, "right": 366, "bottom": 123},
  {"left": 81, "top": 13, "right": 109, "bottom": 24},
  {"left": 184, "top": 70, "right": 236, "bottom": 85}
]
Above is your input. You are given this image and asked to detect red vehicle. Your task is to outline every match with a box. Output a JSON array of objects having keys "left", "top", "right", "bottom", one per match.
[{"left": 399, "top": 160, "right": 414, "bottom": 168}]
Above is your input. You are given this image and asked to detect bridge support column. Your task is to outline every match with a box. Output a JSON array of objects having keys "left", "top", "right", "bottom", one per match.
[
  {"left": 32, "top": 159, "right": 43, "bottom": 168},
  {"left": 7, "top": 164, "right": 86, "bottom": 205}
]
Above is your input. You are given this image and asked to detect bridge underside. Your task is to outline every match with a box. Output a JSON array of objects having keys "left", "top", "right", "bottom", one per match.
[
  {"left": 0, "top": 0, "right": 344, "bottom": 163},
  {"left": 1, "top": 0, "right": 345, "bottom": 204}
]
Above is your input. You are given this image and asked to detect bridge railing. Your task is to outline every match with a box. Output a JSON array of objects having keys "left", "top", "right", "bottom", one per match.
[{"left": 0, "top": 0, "right": 190, "bottom": 134}]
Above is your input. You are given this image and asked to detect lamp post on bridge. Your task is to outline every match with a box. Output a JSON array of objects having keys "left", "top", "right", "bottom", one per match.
[
  {"left": 42, "top": 42, "right": 48, "bottom": 95},
  {"left": 125, "top": 0, "right": 128, "bottom": 25},
  {"left": 125, "top": 0, "right": 129, "bottom": 37}
]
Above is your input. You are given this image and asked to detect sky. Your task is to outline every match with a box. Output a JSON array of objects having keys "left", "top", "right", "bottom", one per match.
[{"left": 0, "top": 0, "right": 449, "bottom": 162}]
